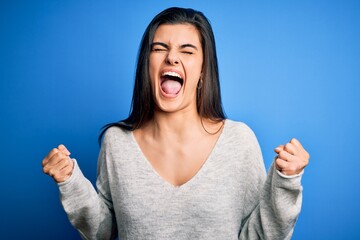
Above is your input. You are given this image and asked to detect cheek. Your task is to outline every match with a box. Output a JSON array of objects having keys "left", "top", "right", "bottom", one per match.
[
  {"left": 191, "top": 55, "right": 203, "bottom": 74},
  {"left": 186, "top": 59, "right": 203, "bottom": 85}
]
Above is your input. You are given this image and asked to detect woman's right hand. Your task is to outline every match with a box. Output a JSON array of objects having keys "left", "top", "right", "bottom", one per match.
[{"left": 42, "top": 144, "right": 74, "bottom": 183}]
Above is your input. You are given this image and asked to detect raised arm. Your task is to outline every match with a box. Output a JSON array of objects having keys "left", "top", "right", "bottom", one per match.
[
  {"left": 42, "top": 140, "right": 117, "bottom": 239},
  {"left": 239, "top": 138, "right": 309, "bottom": 240}
]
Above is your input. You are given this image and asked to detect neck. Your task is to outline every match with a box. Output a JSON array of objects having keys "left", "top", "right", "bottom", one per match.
[
  {"left": 144, "top": 108, "right": 204, "bottom": 141},
  {"left": 138, "top": 105, "right": 225, "bottom": 142}
]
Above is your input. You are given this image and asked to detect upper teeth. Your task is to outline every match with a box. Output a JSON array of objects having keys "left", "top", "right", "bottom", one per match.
[{"left": 162, "top": 71, "right": 182, "bottom": 79}]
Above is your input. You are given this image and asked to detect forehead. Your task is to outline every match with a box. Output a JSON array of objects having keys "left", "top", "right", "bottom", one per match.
[{"left": 153, "top": 24, "right": 201, "bottom": 46}]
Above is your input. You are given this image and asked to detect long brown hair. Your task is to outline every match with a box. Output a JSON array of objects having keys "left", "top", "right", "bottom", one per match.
[{"left": 99, "top": 7, "right": 226, "bottom": 142}]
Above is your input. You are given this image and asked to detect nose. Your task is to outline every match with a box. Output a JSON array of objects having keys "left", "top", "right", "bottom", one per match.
[{"left": 166, "top": 50, "right": 180, "bottom": 65}]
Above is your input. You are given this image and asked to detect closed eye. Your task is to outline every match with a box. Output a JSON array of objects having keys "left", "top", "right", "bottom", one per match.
[
  {"left": 152, "top": 48, "right": 167, "bottom": 52},
  {"left": 180, "top": 44, "right": 198, "bottom": 54},
  {"left": 151, "top": 42, "right": 168, "bottom": 52}
]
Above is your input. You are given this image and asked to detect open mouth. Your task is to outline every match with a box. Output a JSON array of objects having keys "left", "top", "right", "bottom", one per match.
[{"left": 160, "top": 71, "right": 184, "bottom": 96}]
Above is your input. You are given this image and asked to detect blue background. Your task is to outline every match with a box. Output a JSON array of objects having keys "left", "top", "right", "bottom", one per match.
[{"left": 1, "top": 0, "right": 359, "bottom": 239}]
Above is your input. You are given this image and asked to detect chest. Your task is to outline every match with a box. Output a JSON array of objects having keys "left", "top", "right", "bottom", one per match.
[
  {"left": 103, "top": 128, "right": 261, "bottom": 238},
  {"left": 135, "top": 134, "right": 220, "bottom": 187},
  {"left": 108, "top": 150, "right": 245, "bottom": 239}
]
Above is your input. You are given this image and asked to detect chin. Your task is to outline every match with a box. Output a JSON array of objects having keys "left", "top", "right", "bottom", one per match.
[{"left": 155, "top": 100, "right": 183, "bottom": 114}]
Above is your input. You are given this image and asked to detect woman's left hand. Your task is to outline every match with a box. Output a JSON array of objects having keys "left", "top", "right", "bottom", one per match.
[{"left": 274, "top": 138, "right": 310, "bottom": 176}]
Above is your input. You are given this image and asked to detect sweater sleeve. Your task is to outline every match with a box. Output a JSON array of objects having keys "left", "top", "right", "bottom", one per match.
[
  {"left": 239, "top": 159, "right": 303, "bottom": 240},
  {"left": 58, "top": 134, "right": 117, "bottom": 240}
]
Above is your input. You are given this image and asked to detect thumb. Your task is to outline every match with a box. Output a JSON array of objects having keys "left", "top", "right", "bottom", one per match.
[{"left": 57, "top": 144, "right": 71, "bottom": 156}]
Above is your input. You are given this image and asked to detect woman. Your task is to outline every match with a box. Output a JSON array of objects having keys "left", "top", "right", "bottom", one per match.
[{"left": 42, "top": 7, "right": 309, "bottom": 240}]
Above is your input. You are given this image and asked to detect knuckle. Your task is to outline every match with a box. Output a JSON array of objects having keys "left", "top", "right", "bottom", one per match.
[
  {"left": 284, "top": 143, "right": 292, "bottom": 150},
  {"left": 48, "top": 168, "right": 57, "bottom": 177},
  {"left": 276, "top": 158, "right": 287, "bottom": 168},
  {"left": 54, "top": 151, "right": 65, "bottom": 159},
  {"left": 60, "top": 165, "right": 68, "bottom": 173},
  {"left": 50, "top": 148, "right": 59, "bottom": 155},
  {"left": 279, "top": 151, "right": 286, "bottom": 159},
  {"left": 304, "top": 159, "right": 309, "bottom": 167},
  {"left": 42, "top": 166, "right": 48, "bottom": 174},
  {"left": 54, "top": 151, "right": 61, "bottom": 157},
  {"left": 58, "top": 144, "right": 65, "bottom": 149}
]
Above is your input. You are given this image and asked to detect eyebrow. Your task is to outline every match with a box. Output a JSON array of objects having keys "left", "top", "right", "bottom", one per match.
[{"left": 151, "top": 42, "right": 198, "bottom": 51}]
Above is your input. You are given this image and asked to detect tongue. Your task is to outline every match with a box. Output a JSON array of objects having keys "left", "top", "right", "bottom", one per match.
[{"left": 161, "top": 80, "right": 182, "bottom": 94}]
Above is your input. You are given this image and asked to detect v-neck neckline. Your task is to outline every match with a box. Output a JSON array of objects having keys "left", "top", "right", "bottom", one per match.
[{"left": 130, "top": 119, "right": 228, "bottom": 190}]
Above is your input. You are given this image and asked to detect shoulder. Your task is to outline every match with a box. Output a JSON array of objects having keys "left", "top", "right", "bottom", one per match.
[
  {"left": 222, "top": 119, "right": 266, "bottom": 176},
  {"left": 102, "top": 125, "right": 132, "bottom": 147},
  {"left": 221, "top": 119, "right": 261, "bottom": 154},
  {"left": 224, "top": 119, "right": 257, "bottom": 141},
  {"left": 225, "top": 119, "right": 252, "bottom": 131}
]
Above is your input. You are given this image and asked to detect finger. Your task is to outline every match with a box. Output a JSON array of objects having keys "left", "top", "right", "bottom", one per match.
[
  {"left": 48, "top": 159, "right": 68, "bottom": 176},
  {"left": 290, "top": 138, "right": 303, "bottom": 149},
  {"left": 278, "top": 150, "right": 296, "bottom": 162},
  {"left": 45, "top": 152, "right": 68, "bottom": 170},
  {"left": 45, "top": 156, "right": 70, "bottom": 177},
  {"left": 61, "top": 159, "right": 74, "bottom": 174},
  {"left": 275, "top": 157, "right": 288, "bottom": 171},
  {"left": 290, "top": 138, "right": 310, "bottom": 160},
  {"left": 274, "top": 145, "right": 284, "bottom": 154},
  {"left": 276, "top": 157, "right": 304, "bottom": 175},
  {"left": 283, "top": 142, "right": 298, "bottom": 156},
  {"left": 54, "top": 159, "right": 74, "bottom": 182},
  {"left": 58, "top": 144, "right": 71, "bottom": 156},
  {"left": 42, "top": 148, "right": 60, "bottom": 166}
]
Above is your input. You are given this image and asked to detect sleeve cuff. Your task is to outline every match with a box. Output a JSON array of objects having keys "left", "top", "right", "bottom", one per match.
[
  {"left": 270, "top": 160, "right": 303, "bottom": 190},
  {"left": 275, "top": 169, "right": 304, "bottom": 179},
  {"left": 57, "top": 159, "right": 85, "bottom": 193}
]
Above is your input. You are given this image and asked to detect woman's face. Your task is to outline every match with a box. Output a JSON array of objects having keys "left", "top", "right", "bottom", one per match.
[{"left": 149, "top": 23, "right": 203, "bottom": 114}]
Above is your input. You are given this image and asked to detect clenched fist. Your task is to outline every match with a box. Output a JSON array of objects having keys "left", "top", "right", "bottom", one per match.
[
  {"left": 274, "top": 138, "right": 310, "bottom": 176},
  {"left": 42, "top": 144, "right": 74, "bottom": 183}
]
